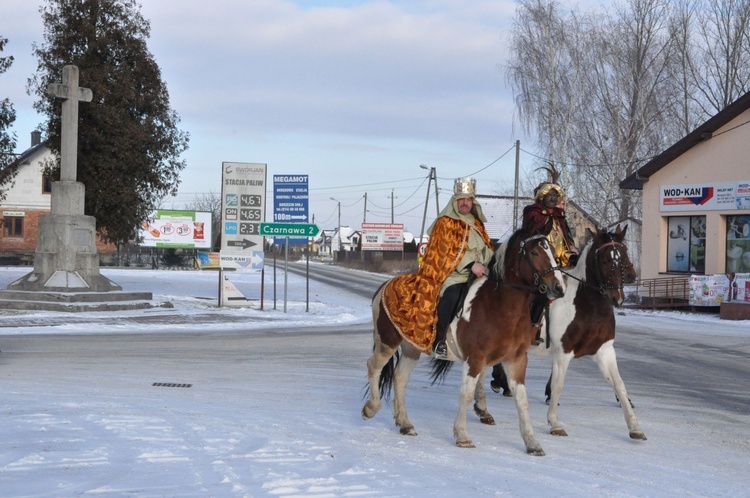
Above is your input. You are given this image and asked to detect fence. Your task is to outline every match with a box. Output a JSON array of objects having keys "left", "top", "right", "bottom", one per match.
[{"left": 625, "top": 276, "right": 690, "bottom": 309}]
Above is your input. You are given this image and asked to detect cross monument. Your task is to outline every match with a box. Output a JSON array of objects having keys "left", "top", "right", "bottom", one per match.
[{"left": 5, "top": 65, "right": 124, "bottom": 294}]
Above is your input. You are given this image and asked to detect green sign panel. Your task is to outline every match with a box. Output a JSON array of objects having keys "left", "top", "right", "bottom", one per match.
[{"left": 260, "top": 222, "right": 319, "bottom": 237}]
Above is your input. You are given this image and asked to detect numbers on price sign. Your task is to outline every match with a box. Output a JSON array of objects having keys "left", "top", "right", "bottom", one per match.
[
  {"left": 240, "top": 223, "right": 258, "bottom": 235},
  {"left": 241, "top": 195, "right": 262, "bottom": 207},
  {"left": 240, "top": 208, "right": 261, "bottom": 221}
]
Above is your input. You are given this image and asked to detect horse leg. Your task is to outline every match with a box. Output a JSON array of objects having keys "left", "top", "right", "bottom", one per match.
[
  {"left": 546, "top": 352, "right": 573, "bottom": 436},
  {"left": 454, "top": 361, "right": 480, "bottom": 447},
  {"left": 473, "top": 367, "right": 495, "bottom": 425},
  {"left": 503, "top": 359, "right": 545, "bottom": 456},
  {"left": 392, "top": 343, "right": 421, "bottom": 436},
  {"left": 592, "top": 342, "right": 647, "bottom": 440},
  {"left": 361, "top": 339, "right": 397, "bottom": 420}
]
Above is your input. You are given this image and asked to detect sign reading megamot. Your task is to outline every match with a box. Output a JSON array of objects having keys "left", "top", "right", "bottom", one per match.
[
  {"left": 660, "top": 181, "right": 750, "bottom": 212},
  {"left": 220, "top": 162, "right": 266, "bottom": 270}
]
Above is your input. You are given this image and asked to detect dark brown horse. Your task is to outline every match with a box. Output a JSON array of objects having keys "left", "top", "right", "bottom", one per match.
[
  {"left": 362, "top": 228, "right": 566, "bottom": 455},
  {"left": 492, "top": 225, "right": 646, "bottom": 440}
]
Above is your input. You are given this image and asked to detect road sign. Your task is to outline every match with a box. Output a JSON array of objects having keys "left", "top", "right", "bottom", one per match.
[
  {"left": 260, "top": 222, "right": 319, "bottom": 237},
  {"left": 273, "top": 174, "right": 309, "bottom": 245}
]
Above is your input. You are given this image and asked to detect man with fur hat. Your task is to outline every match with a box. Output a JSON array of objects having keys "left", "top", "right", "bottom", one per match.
[
  {"left": 381, "top": 177, "right": 493, "bottom": 359},
  {"left": 523, "top": 181, "right": 577, "bottom": 267}
]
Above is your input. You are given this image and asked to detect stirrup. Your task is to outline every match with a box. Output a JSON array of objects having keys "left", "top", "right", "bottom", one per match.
[{"left": 433, "top": 341, "right": 448, "bottom": 360}]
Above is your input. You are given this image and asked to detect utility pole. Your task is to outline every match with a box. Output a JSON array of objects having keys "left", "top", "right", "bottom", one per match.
[
  {"left": 513, "top": 140, "right": 520, "bottom": 229},
  {"left": 363, "top": 192, "right": 367, "bottom": 224},
  {"left": 389, "top": 189, "right": 397, "bottom": 223}
]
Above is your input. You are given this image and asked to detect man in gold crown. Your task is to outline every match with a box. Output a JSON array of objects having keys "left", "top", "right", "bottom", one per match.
[{"left": 381, "top": 177, "right": 493, "bottom": 359}]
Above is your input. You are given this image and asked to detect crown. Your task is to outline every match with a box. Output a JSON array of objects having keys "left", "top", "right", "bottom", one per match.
[{"left": 453, "top": 177, "right": 476, "bottom": 196}]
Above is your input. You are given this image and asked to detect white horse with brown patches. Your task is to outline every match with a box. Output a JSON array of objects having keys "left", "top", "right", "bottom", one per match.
[{"left": 492, "top": 225, "right": 647, "bottom": 441}]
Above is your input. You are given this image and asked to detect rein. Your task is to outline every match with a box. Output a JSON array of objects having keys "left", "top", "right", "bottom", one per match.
[
  {"left": 561, "top": 240, "right": 632, "bottom": 296},
  {"left": 508, "top": 233, "right": 562, "bottom": 294}
]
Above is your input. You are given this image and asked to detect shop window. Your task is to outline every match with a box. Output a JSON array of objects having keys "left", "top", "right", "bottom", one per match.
[
  {"left": 726, "top": 215, "right": 750, "bottom": 273},
  {"left": 3, "top": 217, "right": 24, "bottom": 237},
  {"left": 667, "top": 216, "right": 705, "bottom": 273},
  {"left": 42, "top": 175, "right": 52, "bottom": 194}
]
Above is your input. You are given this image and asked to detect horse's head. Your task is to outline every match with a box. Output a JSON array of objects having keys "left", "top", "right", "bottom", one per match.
[
  {"left": 587, "top": 224, "right": 636, "bottom": 306},
  {"left": 497, "top": 229, "right": 566, "bottom": 300}
]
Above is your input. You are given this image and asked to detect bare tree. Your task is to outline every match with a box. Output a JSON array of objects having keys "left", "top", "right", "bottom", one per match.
[
  {"left": 692, "top": 0, "right": 750, "bottom": 113},
  {"left": 506, "top": 0, "right": 590, "bottom": 191}
]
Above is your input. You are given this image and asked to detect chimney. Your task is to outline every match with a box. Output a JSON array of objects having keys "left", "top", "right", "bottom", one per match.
[{"left": 31, "top": 130, "right": 42, "bottom": 147}]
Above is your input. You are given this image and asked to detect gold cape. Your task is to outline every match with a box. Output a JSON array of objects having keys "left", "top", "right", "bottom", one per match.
[{"left": 381, "top": 216, "right": 492, "bottom": 353}]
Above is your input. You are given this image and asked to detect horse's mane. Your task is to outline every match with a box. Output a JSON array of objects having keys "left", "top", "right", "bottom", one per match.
[{"left": 489, "top": 228, "right": 526, "bottom": 281}]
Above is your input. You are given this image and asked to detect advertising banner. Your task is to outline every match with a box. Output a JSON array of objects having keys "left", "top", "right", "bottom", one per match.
[
  {"left": 660, "top": 181, "right": 750, "bottom": 212},
  {"left": 140, "top": 210, "right": 212, "bottom": 248},
  {"left": 729, "top": 273, "right": 750, "bottom": 302},
  {"left": 688, "top": 274, "right": 730, "bottom": 306},
  {"left": 362, "top": 223, "right": 404, "bottom": 251}
]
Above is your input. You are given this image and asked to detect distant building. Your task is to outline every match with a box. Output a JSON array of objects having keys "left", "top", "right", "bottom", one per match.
[
  {"left": 621, "top": 90, "right": 750, "bottom": 279},
  {"left": 476, "top": 194, "right": 598, "bottom": 253},
  {"left": 0, "top": 132, "right": 116, "bottom": 264}
]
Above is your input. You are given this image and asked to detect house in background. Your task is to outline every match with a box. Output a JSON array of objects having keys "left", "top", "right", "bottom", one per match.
[
  {"left": 0, "top": 131, "right": 116, "bottom": 264},
  {"left": 620, "top": 91, "right": 750, "bottom": 280},
  {"left": 477, "top": 194, "right": 600, "bottom": 260}
]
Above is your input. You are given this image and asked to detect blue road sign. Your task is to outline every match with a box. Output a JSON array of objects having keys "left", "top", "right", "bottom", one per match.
[{"left": 273, "top": 174, "right": 309, "bottom": 245}]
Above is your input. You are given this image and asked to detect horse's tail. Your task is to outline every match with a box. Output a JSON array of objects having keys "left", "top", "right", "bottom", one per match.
[
  {"left": 362, "top": 347, "right": 400, "bottom": 401},
  {"left": 429, "top": 358, "right": 453, "bottom": 384}
]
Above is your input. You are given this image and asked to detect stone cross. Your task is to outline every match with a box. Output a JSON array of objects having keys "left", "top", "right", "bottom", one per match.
[{"left": 47, "top": 65, "right": 93, "bottom": 182}]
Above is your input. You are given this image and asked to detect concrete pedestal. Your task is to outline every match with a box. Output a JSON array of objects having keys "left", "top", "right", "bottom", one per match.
[{"left": 7, "top": 213, "right": 121, "bottom": 292}]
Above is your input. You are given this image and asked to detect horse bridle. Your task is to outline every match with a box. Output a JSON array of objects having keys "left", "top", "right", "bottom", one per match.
[
  {"left": 592, "top": 240, "right": 634, "bottom": 295},
  {"left": 517, "top": 234, "right": 562, "bottom": 293}
]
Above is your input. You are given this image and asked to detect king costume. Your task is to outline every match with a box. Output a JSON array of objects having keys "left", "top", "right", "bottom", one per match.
[{"left": 380, "top": 178, "right": 493, "bottom": 353}]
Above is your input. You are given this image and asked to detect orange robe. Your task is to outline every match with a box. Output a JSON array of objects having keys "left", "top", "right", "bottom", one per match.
[{"left": 381, "top": 216, "right": 492, "bottom": 353}]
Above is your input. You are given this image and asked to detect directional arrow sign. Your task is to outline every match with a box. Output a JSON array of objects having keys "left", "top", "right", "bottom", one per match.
[
  {"left": 227, "top": 238, "right": 257, "bottom": 249},
  {"left": 260, "top": 222, "right": 319, "bottom": 237}
]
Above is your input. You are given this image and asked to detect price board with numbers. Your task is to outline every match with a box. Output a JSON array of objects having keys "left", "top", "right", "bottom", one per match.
[{"left": 220, "top": 162, "right": 267, "bottom": 269}]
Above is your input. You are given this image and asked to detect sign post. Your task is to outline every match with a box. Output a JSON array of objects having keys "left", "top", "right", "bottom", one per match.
[
  {"left": 260, "top": 222, "right": 320, "bottom": 312},
  {"left": 219, "top": 162, "right": 267, "bottom": 307}
]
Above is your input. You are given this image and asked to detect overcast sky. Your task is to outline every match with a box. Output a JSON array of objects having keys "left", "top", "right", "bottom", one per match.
[{"left": 1, "top": 0, "right": 558, "bottom": 232}]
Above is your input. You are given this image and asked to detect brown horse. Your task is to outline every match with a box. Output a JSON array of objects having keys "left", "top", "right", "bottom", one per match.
[
  {"left": 491, "top": 225, "right": 646, "bottom": 440},
  {"left": 361, "top": 228, "right": 566, "bottom": 455}
]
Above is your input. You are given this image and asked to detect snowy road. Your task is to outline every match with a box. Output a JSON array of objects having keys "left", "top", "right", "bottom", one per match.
[{"left": 1, "top": 266, "right": 749, "bottom": 496}]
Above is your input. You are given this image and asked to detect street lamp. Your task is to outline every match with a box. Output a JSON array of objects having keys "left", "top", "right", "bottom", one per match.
[
  {"left": 330, "top": 197, "right": 341, "bottom": 255},
  {"left": 418, "top": 164, "right": 439, "bottom": 247}
]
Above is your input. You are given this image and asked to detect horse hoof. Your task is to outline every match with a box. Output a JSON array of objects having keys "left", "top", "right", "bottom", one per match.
[
  {"left": 361, "top": 405, "right": 377, "bottom": 420},
  {"left": 400, "top": 427, "right": 417, "bottom": 436},
  {"left": 456, "top": 439, "right": 475, "bottom": 448},
  {"left": 550, "top": 428, "right": 568, "bottom": 437},
  {"left": 479, "top": 415, "right": 495, "bottom": 425},
  {"left": 630, "top": 431, "right": 647, "bottom": 440},
  {"left": 527, "top": 447, "right": 546, "bottom": 456}
]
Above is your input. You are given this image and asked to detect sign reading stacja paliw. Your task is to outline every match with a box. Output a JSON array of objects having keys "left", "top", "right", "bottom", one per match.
[{"left": 273, "top": 174, "right": 309, "bottom": 245}]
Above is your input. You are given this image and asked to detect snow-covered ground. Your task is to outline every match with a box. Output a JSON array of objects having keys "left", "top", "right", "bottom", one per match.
[{"left": 0, "top": 266, "right": 748, "bottom": 497}]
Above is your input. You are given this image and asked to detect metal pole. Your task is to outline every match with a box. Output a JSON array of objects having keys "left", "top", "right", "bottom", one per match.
[
  {"left": 284, "top": 236, "right": 289, "bottom": 313},
  {"left": 432, "top": 167, "right": 439, "bottom": 218},
  {"left": 513, "top": 140, "right": 520, "bottom": 229},
  {"left": 418, "top": 171, "right": 432, "bottom": 246},
  {"left": 363, "top": 192, "right": 367, "bottom": 223}
]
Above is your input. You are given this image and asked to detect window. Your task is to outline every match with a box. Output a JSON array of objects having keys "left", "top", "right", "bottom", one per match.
[
  {"left": 727, "top": 215, "right": 750, "bottom": 273},
  {"left": 3, "top": 217, "right": 23, "bottom": 237},
  {"left": 42, "top": 175, "right": 52, "bottom": 194},
  {"left": 666, "top": 216, "right": 705, "bottom": 273}
]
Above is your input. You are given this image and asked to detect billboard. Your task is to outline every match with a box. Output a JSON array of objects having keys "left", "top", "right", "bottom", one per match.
[
  {"left": 140, "top": 210, "right": 212, "bottom": 248},
  {"left": 362, "top": 223, "right": 404, "bottom": 251},
  {"left": 660, "top": 181, "right": 750, "bottom": 212},
  {"left": 220, "top": 162, "right": 267, "bottom": 270},
  {"left": 273, "top": 174, "right": 309, "bottom": 245}
]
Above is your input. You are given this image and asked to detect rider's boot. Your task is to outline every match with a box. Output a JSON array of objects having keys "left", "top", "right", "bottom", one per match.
[{"left": 530, "top": 293, "right": 548, "bottom": 345}]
